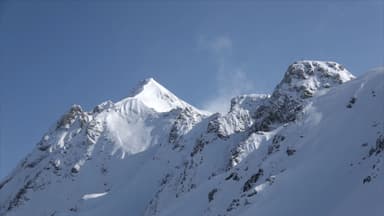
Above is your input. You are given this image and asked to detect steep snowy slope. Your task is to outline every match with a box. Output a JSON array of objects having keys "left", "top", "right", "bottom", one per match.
[
  {"left": 155, "top": 66, "right": 383, "bottom": 216},
  {"left": 0, "top": 78, "right": 207, "bottom": 216},
  {"left": 0, "top": 61, "right": 383, "bottom": 216}
]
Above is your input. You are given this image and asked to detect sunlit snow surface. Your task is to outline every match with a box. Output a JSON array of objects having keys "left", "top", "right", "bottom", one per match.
[
  {"left": 82, "top": 192, "right": 108, "bottom": 200},
  {"left": 0, "top": 63, "right": 383, "bottom": 216}
]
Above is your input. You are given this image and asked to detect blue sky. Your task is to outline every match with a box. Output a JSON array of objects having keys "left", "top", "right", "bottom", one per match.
[{"left": 0, "top": 0, "right": 383, "bottom": 178}]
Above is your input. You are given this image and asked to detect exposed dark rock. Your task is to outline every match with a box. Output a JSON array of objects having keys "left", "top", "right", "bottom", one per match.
[
  {"left": 208, "top": 188, "right": 218, "bottom": 202},
  {"left": 57, "top": 105, "right": 85, "bottom": 129},
  {"left": 225, "top": 172, "right": 240, "bottom": 181},
  {"left": 7, "top": 181, "right": 33, "bottom": 211},
  {"left": 247, "top": 191, "right": 257, "bottom": 197},
  {"left": 268, "top": 134, "right": 285, "bottom": 154},
  {"left": 25, "top": 155, "right": 47, "bottom": 169},
  {"left": 363, "top": 176, "right": 372, "bottom": 184},
  {"left": 86, "top": 120, "right": 103, "bottom": 145},
  {"left": 190, "top": 137, "right": 208, "bottom": 157},
  {"left": 0, "top": 176, "right": 13, "bottom": 190},
  {"left": 229, "top": 148, "right": 244, "bottom": 168},
  {"left": 243, "top": 169, "right": 264, "bottom": 192},
  {"left": 207, "top": 114, "right": 230, "bottom": 139},
  {"left": 169, "top": 107, "right": 202, "bottom": 146},
  {"left": 346, "top": 97, "right": 357, "bottom": 108},
  {"left": 266, "top": 176, "right": 276, "bottom": 185},
  {"left": 286, "top": 147, "right": 296, "bottom": 156},
  {"left": 369, "top": 135, "right": 384, "bottom": 156},
  {"left": 272, "top": 134, "right": 286, "bottom": 144},
  {"left": 226, "top": 199, "right": 240, "bottom": 212},
  {"left": 71, "top": 165, "right": 80, "bottom": 174},
  {"left": 92, "top": 100, "right": 113, "bottom": 113}
]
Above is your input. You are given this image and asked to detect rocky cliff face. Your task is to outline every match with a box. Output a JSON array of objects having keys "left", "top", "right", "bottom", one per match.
[
  {"left": 1, "top": 61, "right": 383, "bottom": 216},
  {"left": 253, "top": 60, "right": 355, "bottom": 131}
]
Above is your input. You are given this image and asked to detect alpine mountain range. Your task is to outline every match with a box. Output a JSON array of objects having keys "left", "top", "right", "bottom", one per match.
[{"left": 1, "top": 60, "right": 383, "bottom": 216}]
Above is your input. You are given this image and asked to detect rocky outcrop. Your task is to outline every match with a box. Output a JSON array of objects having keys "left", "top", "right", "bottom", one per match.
[
  {"left": 253, "top": 60, "right": 355, "bottom": 131},
  {"left": 57, "top": 105, "right": 89, "bottom": 129}
]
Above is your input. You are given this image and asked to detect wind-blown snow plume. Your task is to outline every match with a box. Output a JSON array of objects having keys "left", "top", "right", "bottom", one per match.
[{"left": 199, "top": 35, "right": 255, "bottom": 113}]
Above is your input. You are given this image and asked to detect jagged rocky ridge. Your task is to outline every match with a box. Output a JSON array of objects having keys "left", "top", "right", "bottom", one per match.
[{"left": 0, "top": 61, "right": 383, "bottom": 216}]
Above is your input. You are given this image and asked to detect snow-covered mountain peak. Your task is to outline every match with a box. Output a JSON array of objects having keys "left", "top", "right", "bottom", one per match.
[
  {"left": 130, "top": 77, "right": 160, "bottom": 96},
  {"left": 273, "top": 60, "right": 355, "bottom": 99},
  {"left": 251, "top": 61, "right": 356, "bottom": 131},
  {"left": 115, "top": 77, "right": 194, "bottom": 113}
]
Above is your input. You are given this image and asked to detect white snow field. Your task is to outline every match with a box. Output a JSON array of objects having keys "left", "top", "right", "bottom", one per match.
[{"left": 0, "top": 61, "right": 383, "bottom": 216}]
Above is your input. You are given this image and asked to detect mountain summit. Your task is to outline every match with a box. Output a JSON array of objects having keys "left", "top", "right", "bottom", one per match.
[
  {"left": 121, "top": 77, "right": 193, "bottom": 113},
  {"left": 273, "top": 60, "right": 355, "bottom": 99},
  {"left": 1, "top": 61, "right": 383, "bottom": 216}
]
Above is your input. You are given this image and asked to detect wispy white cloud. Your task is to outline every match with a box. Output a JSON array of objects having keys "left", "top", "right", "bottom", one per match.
[
  {"left": 198, "top": 35, "right": 255, "bottom": 113},
  {"left": 197, "top": 35, "right": 232, "bottom": 61},
  {"left": 211, "top": 36, "right": 232, "bottom": 54},
  {"left": 203, "top": 68, "right": 254, "bottom": 113}
]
